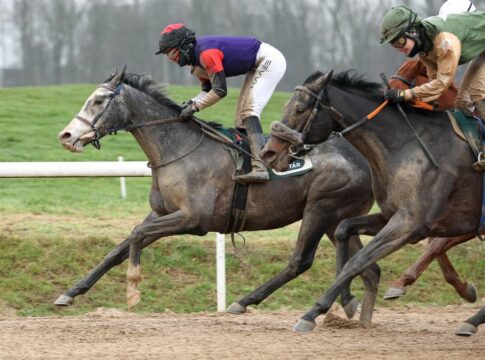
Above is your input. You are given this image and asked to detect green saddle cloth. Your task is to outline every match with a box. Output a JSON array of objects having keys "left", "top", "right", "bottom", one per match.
[
  {"left": 268, "top": 156, "right": 313, "bottom": 179},
  {"left": 448, "top": 110, "right": 482, "bottom": 158}
]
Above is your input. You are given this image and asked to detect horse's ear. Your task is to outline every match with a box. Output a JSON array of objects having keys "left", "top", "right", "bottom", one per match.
[
  {"left": 118, "top": 65, "right": 127, "bottom": 84},
  {"left": 312, "top": 70, "right": 333, "bottom": 91},
  {"left": 110, "top": 65, "right": 127, "bottom": 85}
]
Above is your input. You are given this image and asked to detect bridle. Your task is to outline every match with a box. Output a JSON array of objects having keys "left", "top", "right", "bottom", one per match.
[
  {"left": 294, "top": 85, "right": 345, "bottom": 140},
  {"left": 272, "top": 84, "right": 344, "bottom": 157},
  {"left": 73, "top": 82, "right": 183, "bottom": 150},
  {"left": 72, "top": 81, "right": 255, "bottom": 169},
  {"left": 74, "top": 83, "right": 123, "bottom": 149},
  {"left": 274, "top": 76, "right": 438, "bottom": 168}
]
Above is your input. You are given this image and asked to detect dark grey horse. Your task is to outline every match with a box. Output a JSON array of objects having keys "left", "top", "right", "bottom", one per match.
[
  {"left": 264, "top": 73, "right": 478, "bottom": 305},
  {"left": 261, "top": 70, "right": 483, "bottom": 335},
  {"left": 57, "top": 68, "right": 380, "bottom": 319}
]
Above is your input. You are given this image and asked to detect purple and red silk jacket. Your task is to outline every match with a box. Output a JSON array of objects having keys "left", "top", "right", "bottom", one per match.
[{"left": 194, "top": 36, "right": 262, "bottom": 77}]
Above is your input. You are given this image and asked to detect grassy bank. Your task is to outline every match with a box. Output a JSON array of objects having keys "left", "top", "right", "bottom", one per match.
[
  {"left": 0, "top": 82, "right": 483, "bottom": 317},
  {"left": 0, "top": 213, "right": 483, "bottom": 317}
]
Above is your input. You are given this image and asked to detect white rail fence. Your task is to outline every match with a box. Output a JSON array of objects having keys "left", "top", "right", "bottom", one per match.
[{"left": 0, "top": 159, "right": 227, "bottom": 311}]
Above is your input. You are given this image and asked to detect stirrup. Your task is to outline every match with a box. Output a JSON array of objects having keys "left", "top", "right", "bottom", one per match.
[{"left": 472, "top": 152, "right": 485, "bottom": 172}]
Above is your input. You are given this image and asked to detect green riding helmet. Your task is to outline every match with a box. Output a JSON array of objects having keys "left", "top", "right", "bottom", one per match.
[{"left": 380, "top": 5, "right": 421, "bottom": 44}]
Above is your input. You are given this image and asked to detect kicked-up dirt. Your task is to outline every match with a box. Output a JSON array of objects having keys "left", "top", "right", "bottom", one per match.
[{"left": 0, "top": 304, "right": 483, "bottom": 360}]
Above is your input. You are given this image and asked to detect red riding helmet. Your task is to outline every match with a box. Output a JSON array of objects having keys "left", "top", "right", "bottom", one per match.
[{"left": 155, "top": 23, "right": 196, "bottom": 55}]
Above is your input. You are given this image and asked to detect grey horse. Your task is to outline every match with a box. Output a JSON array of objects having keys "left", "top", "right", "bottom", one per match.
[{"left": 57, "top": 68, "right": 380, "bottom": 319}]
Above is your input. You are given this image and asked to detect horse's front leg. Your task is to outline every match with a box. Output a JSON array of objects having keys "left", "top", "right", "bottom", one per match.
[
  {"left": 294, "top": 211, "right": 423, "bottom": 333},
  {"left": 456, "top": 306, "right": 485, "bottom": 336},
  {"left": 127, "top": 209, "right": 197, "bottom": 307},
  {"left": 334, "top": 213, "right": 387, "bottom": 322},
  {"left": 54, "top": 211, "right": 161, "bottom": 306}
]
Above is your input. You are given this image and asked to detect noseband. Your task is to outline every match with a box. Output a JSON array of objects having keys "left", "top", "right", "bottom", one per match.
[
  {"left": 74, "top": 83, "right": 123, "bottom": 149},
  {"left": 270, "top": 84, "right": 344, "bottom": 157},
  {"left": 74, "top": 82, "right": 183, "bottom": 150}
]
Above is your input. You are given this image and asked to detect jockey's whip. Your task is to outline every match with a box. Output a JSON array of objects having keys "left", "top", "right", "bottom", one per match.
[{"left": 380, "top": 73, "right": 439, "bottom": 168}]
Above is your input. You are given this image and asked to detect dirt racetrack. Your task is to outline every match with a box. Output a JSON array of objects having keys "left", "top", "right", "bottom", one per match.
[{"left": 0, "top": 304, "right": 483, "bottom": 360}]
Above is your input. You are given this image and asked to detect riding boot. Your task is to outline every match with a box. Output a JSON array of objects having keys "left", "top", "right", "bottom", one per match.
[
  {"left": 233, "top": 116, "right": 270, "bottom": 184},
  {"left": 472, "top": 100, "right": 485, "bottom": 172}
]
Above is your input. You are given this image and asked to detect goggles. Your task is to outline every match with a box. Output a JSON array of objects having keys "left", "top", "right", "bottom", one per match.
[{"left": 391, "top": 36, "right": 407, "bottom": 49}]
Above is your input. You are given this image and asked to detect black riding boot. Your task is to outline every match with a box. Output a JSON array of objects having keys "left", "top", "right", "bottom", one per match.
[
  {"left": 233, "top": 116, "right": 270, "bottom": 184},
  {"left": 472, "top": 100, "right": 485, "bottom": 171}
]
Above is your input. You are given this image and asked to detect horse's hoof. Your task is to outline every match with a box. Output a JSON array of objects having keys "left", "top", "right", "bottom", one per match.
[
  {"left": 127, "top": 290, "right": 141, "bottom": 308},
  {"left": 455, "top": 322, "right": 477, "bottom": 336},
  {"left": 54, "top": 294, "right": 74, "bottom": 306},
  {"left": 383, "top": 287, "right": 406, "bottom": 300},
  {"left": 293, "top": 318, "right": 316, "bottom": 333},
  {"left": 226, "top": 302, "right": 247, "bottom": 314},
  {"left": 463, "top": 283, "right": 478, "bottom": 303},
  {"left": 342, "top": 297, "right": 359, "bottom": 319}
]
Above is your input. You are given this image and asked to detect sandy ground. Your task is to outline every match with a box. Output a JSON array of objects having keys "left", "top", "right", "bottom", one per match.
[{"left": 0, "top": 305, "right": 483, "bottom": 360}]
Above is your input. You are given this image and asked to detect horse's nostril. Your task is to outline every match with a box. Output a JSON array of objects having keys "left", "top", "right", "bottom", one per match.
[{"left": 60, "top": 132, "right": 71, "bottom": 140}]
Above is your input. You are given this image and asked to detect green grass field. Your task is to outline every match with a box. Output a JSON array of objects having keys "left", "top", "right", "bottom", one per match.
[{"left": 0, "top": 82, "right": 483, "bottom": 317}]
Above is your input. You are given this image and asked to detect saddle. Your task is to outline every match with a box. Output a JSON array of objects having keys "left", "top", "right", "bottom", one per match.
[
  {"left": 218, "top": 127, "right": 313, "bottom": 180},
  {"left": 212, "top": 125, "right": 313, "bottom": 234},
  {"left": 448, "top": 111, "right": 485, "bottom": 171}
]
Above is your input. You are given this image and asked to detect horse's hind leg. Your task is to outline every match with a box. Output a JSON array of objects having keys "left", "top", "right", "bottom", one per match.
[
  {"left": 227, "top": 211, "right": 346, "bottom": 314},
  {"left": 384, "top": 234, "right": 475, "bottom": 301},
  {"left": 384, "top": 237, "right": 440, "bottom": 300},
  {"left": 54, "top": 212, "right": 161, "bottom": 306},
  {"left": 456, "top": 306, "right": 485, "bottom": 336},
  {"left": 334, "top": 213, "right": 386, "bottom": 323},
  {"left": 436, "top": 252, "right": 477, "bottom": 303}
]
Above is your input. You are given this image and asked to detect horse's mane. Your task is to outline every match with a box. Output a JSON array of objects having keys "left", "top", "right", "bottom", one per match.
[
  {"left": 304, "top": 70, "right": 384, "bottom": 100},
  {"left": 103, "top": 72, "right": 222, "bottom": 127},
  {"left": 104, "top": 72, "right": 181, "bottom": 110}
]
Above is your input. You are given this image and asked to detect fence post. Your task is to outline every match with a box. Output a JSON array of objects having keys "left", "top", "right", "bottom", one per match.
[
  {"left": 216, "top": 232, "right": 226, "bottom": 312},
  {"left": 118, "top": 156, "right": 127, "bottom": 199}
]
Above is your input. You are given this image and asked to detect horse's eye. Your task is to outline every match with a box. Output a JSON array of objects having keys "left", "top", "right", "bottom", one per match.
[
  {"left": 295, "top": 106, "right": 306, "bottom": 114},
  {"left": 94, "top": 98, "right": 103, "bottom": 105}
]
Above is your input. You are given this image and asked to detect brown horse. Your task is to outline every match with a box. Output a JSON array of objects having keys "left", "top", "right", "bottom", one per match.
[{"left": 265, "top": 70, "right": 477, "bottom": 304}]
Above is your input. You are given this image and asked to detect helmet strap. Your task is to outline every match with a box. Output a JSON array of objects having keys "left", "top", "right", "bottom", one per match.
[
  {"left": 177, "top": 43, "right": 195, "bottom": 67},
  {"left": 405, "top": 26, "right": 432, "bottom": 57}
]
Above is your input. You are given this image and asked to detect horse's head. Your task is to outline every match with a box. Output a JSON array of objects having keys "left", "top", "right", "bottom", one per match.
[
  {"left": 58, "top": 67, "right": 130, "bottom": 152},
  {"left": 261, "top": 70, "right": 335, "bottom": 171}
]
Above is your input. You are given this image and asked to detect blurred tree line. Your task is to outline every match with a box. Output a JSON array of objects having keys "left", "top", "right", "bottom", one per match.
[{"left": 1, "top": 0, "right": 484, "bottom": 89}]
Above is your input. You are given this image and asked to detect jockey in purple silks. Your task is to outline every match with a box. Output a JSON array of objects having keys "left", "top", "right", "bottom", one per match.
[{"left": 156, "top": 23, "right": 286, "bottom": 183}]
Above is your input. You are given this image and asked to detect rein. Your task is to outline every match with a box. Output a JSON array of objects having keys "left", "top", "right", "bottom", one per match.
[
  {"left": 277, "top": 79, "right": 438, "bottom": 168},
  {"left": 147, "top": 128, "right": 205, "bottom": 169},
  {"left": 337, "top": 100, "right": 389, "bottom": 136},
  {"left": 75, "top": 81, "right": 256, "bottom": 167},
  {"left": 380, "top": 73, "right": 439, "bottom": 168}
]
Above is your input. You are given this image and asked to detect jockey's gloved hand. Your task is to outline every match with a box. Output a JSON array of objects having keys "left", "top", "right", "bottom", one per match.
[
  {"left": 180, "top": 100, "right": 198, "bottom": 120},
  {"left": 384, "top": 89, "right": 405, "bottom": 103}
]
